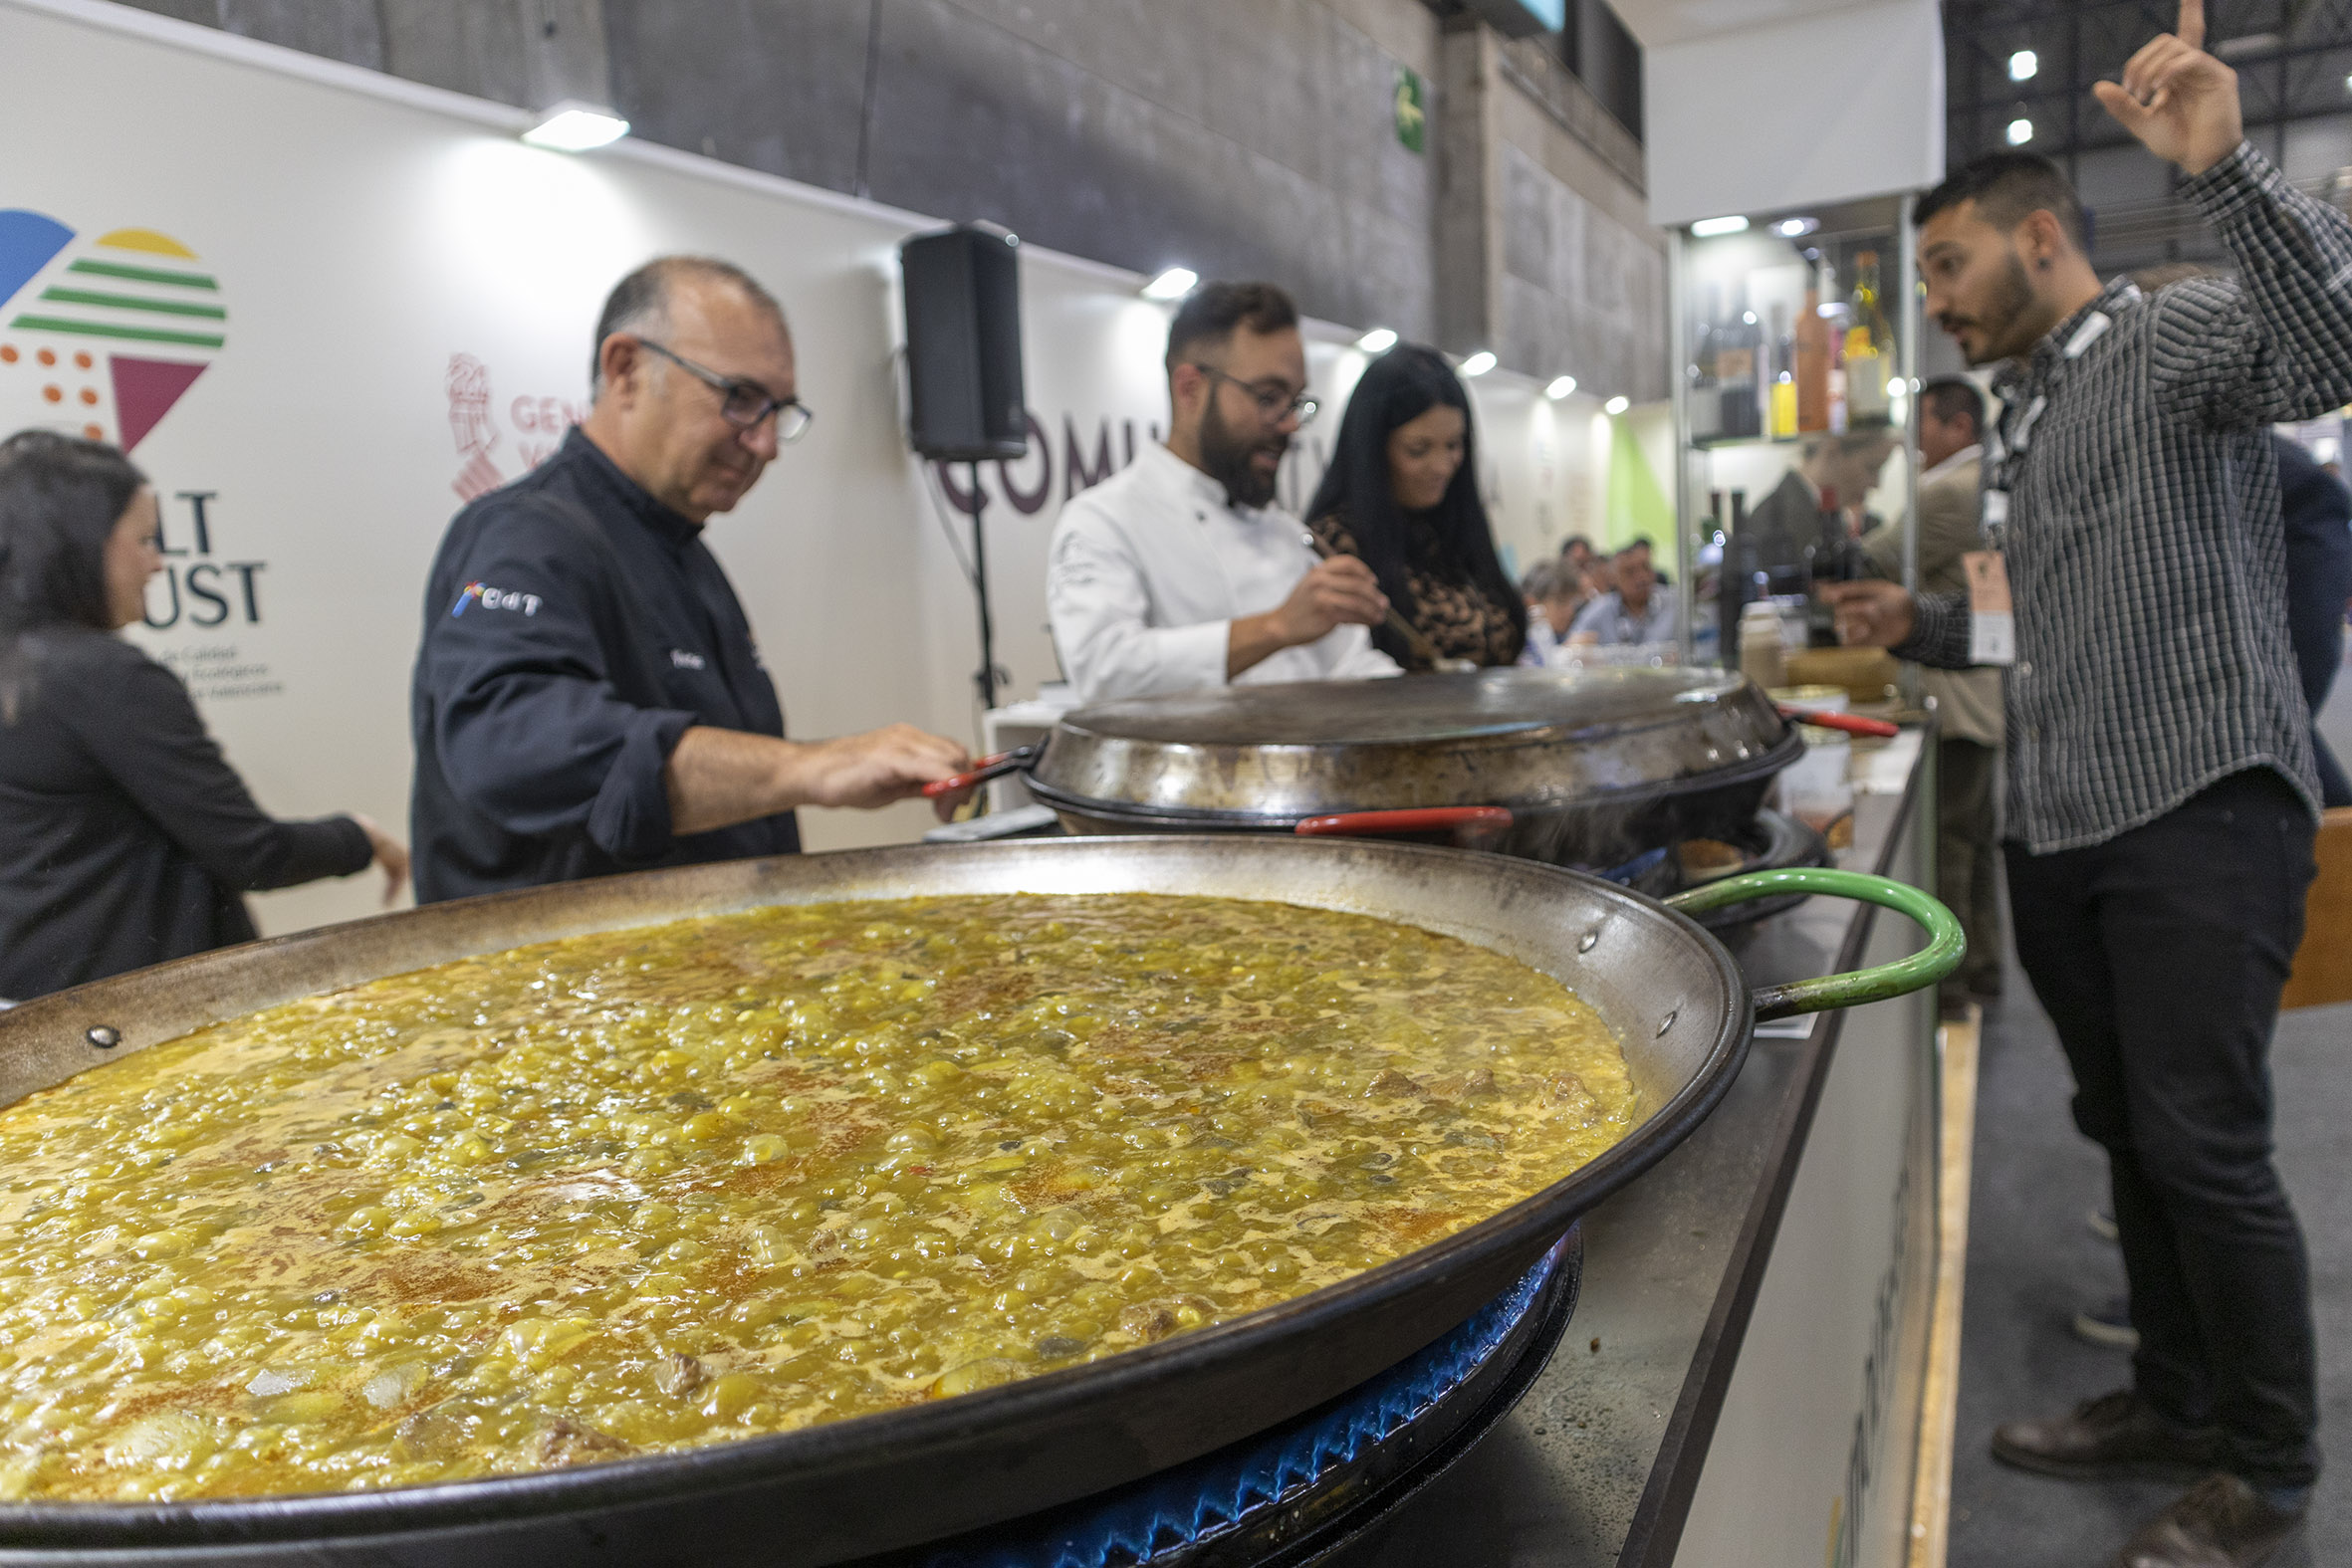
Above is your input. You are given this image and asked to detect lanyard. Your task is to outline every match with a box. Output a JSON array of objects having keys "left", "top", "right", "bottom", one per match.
[{"left": 1981, "top": 290, "right": 2136, "bottom": 548}]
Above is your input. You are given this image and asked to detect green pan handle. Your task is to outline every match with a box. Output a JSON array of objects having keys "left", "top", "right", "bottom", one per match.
[{"left": 1663, "top": 867, "right": 1966, "bottom": 1021}]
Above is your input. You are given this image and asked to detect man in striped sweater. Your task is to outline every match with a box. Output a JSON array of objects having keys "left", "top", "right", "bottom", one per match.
[{"left": 1828, "top": 5, "right": 2340, "bottom": 1563}]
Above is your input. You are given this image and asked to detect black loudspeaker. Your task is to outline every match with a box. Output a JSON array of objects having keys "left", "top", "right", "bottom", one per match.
[{"left": 900, "top": 225, "right": 1026, "bottom": 461}]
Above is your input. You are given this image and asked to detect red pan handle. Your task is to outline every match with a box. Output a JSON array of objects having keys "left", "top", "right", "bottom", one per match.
[
  {"left": 1294, "top": 806, "right": 1516, "bottom": 838},
  {"left": 921, "top": 744, "right": 1041, "bottom": 799},
  {"left": 1776, "top": 706, "right": 1900, "bottom": 739}
]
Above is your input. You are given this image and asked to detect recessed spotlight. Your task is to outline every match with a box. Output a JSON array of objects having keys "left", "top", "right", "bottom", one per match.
[
  {"left": 2006, "top": 117, "right": 2034, "bottom": 145},
  {"left": 2008, "top": 50, "right": 2038, "bottom": 82},
  {"left": 1459, "top": 350, "right": 1497, "bottom": 377},
  {"left": 1544, "top": 375, "right": 1577, "bottom": 399},
  {"left": 521, "top": 102, "right": 629, "bottom": 152},
  {"left": 1604, "top": 395, "right": 1631, "bottom": 415},
  {"left": 1356, "top": 327, "right": 1398, "bottom": 353},
  {"left": 1141, "top": 267, "right": 1198, "bottom": 302},
  {"left": 1771, "top": 217, "right": 1819, "bottom": 239},
  {"left": 1691, "top": 215, "right": 1749, "bottom": 238}
]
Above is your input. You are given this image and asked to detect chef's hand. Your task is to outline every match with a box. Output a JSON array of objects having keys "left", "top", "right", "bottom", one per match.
[
  {"left": 352, "top": 812, "right": 410, "bottom": 907},
  {"left": 1275, "top": 556, "right": 1388, "bottom": 645},
  {"left": 1819, "top": 580, "right": 1918, "bottom": 650},
  {"left": 797, "top": 724, "right": 974, "bottom": 818},
  {"left": 2092, "top": 1, "right": 2241, "bottom": 176}
]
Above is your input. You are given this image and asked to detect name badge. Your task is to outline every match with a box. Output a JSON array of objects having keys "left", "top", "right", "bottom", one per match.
[{"left": 1963, "top": 550, "right": 2015, "bottom": 666}]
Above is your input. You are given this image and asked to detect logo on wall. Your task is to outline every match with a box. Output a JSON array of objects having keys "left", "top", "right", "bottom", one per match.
[
  {"left": 446, "top": 351, "right": 585, "bottom": 501},
  {"left": 447, "top": 352, "right": 502, "bottom": 500},
  {"left": 0, "top": 209, "right": 226, "bottom": 451}
]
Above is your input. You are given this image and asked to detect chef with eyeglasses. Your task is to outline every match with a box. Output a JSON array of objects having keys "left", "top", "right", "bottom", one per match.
[
  {"left": 409, "top": 255, "right": 972, "bottom": 904},
  {"left": 1047, "top": 280, "right": 1402, "bottom": 703}
]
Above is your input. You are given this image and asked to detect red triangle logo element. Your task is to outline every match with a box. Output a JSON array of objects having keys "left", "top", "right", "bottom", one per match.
[{"left": 109, "top": 355, "right": 208, "bottom": 453}]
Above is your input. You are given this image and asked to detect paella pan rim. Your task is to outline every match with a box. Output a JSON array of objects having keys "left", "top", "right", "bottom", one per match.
[
  {"left": 1022, "top": 725, "right": 1805, "bottom": 831},
  {"left": 0, "top": 838, "right": 1753, "bottom": 1551},
  {"left": 1050, "top": 667, "right": 1754, "bottom": 751},
  {"left": 1023, "top": 668, "right": 1799, "bottom": 824}
]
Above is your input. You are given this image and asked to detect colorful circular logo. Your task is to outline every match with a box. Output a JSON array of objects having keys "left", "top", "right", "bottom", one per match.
[{"left": 0, "top": 208, "right": 228, "bottom": 451}]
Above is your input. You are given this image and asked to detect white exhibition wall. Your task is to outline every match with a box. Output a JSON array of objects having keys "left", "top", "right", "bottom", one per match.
[
  {"left": 1626, "top": 0, "right": 1946, "bottom": 227},
  {"left": 1, "top": 0, "right": 1644, "bottom": 938}
]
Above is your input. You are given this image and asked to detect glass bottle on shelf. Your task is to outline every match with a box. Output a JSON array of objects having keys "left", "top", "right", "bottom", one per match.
[
  {"left": 1795, "top": 282, "right": 1829, "bottom": 433},
  {"left": 1689, "top": 281, "right": 1724, "bottom": 442},
  {"left": 1716, "top": 282, "right": 1764, "bottom": 440},
  {"left": 1769, "top": 302, "right": 1797, "bottom": 439},
  {"left": 1721, "top": 490, "right": 1752, "bottom": 665},
  {"left": 1845, "top": 250, "right": 1892, "bottom": 424},
  {"left": 1824, "top": 264, "right": 1849, "bottom": 434}
]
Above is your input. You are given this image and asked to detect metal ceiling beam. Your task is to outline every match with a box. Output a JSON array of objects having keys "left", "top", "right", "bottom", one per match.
[{"left": 1944, "top": 0, "right": 2352, "bottom": 168}]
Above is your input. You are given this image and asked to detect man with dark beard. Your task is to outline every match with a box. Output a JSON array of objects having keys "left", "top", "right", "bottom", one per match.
[
  {"left": 1824, "top": 6, "right": 2346, "bottom": 1562},
  {"left": 1048, "top": 282, "right": 1400, "bottom": 702}
]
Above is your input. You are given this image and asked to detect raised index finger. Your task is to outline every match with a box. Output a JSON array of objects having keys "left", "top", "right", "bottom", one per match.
[{"left": 2177, "top": 0, "right": 2204, "bottom": 50}]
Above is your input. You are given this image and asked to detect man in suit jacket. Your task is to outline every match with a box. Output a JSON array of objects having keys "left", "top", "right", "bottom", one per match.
[
  {"left": 1735, "top": 430, "right": 1898, "bottom": 649},
  {"left": 1864, "top": 375, "right": 2004, "bottom": 1008}
]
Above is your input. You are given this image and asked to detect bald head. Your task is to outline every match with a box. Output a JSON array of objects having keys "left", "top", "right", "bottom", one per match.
[
  {"left": 590, "top": 256, "right": 787, "bottom": 399},
  {"left": 581, "top": 257, "right": 797, "bottom": 521}
]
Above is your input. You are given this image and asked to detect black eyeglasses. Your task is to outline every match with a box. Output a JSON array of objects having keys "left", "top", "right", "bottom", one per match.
[
  {"left": 636, "top": 338, "right": 814, "bottom": 442},
  {"left": 1191, "top": 365, "right": 1318, "bottom": 428}
]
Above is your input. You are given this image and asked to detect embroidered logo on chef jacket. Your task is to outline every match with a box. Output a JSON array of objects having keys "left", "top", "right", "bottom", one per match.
[
  {"left": 668, "top": 649, "right": 707, "bottom": 670},
  {"left": 450, "top": 580, "right": 541, "bottom": 617}
]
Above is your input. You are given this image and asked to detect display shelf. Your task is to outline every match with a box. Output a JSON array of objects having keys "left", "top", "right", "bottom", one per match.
[{"left": 1666, "top": 193, "right": 1924, "bottom": 674}]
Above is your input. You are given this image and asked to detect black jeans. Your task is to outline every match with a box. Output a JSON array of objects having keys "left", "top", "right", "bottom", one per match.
[{"left": 2003, "top": 769, "right": 2320, "bottom": 1488}]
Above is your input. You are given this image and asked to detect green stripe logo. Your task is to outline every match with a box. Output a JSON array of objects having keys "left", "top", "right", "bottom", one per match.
[
  {"left": 39, "top": 287, "right": 227, "bottom": 321},
  {"left": 66, "top": 259, "right": 219, "bottom": 291},
  {"left": 8, "top": 314, "right": 227, "bottom": 348}
]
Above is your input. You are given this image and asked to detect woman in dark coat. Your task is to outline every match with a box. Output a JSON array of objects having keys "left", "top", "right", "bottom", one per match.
[
  {"left": 1305, "top": 344, "right": 1527, "bottom": 669},
  {"left": 0, "top": 431, "right": 404, "bottom": 1002}
]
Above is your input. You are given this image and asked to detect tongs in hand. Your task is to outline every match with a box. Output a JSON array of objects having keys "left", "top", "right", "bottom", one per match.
[{"left": 1300, "top": 533, "right": 1478, "bottom": 674}]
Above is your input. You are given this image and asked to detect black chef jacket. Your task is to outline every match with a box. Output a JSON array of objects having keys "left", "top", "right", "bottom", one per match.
[
  {"left": 409, "top": 427, "right": 799, "bottom": 904},
  {"left": 0, "top": 626, "right": 370, "bottom": 1000}
]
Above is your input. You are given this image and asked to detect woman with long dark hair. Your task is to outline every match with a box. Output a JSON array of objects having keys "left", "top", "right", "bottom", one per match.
[
  {"left": 1304, "top": 344, "right": 1527, "bottom": 669},
  {"left": 0, "top": 431, "right": 405, "bottom": 1002}
]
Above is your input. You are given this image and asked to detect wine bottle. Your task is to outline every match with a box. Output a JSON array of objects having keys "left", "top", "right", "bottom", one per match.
[
  {"left": 1825, "top": 265, "right": 1848, "bottom": 434},
  {"left": 1846, "top": 251, "right": 1890, "bottom": 424},
  {"left": 1795, "top": 283, "right": 1828, "bottom": 433},
  {"left": 1722, "top": 490, "right": 1752, "bottom": 666},
  {"left": 1715, "top": 282, "right": 1763, "bottom": 439},
  {"left": 1689, "top": 281, "right": 1724, "bottom": 441}
]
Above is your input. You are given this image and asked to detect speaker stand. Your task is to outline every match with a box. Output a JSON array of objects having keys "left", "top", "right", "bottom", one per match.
[{"left": 966, "top": 461, "right": 1000, "bottom": 713}]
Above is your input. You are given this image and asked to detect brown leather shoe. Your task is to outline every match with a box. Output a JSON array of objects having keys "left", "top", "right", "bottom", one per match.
[
  {"left": 2115, "top": 1474, "right": 2304, "bottom": 1568},
  {"left": 1991, "top": 1389, "right": 2224, "bottom": 1480}
]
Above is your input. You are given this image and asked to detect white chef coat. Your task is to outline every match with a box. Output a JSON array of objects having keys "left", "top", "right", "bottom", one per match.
[{"left": 1048, "top": 443, "right": 1402, "bottom": 703}]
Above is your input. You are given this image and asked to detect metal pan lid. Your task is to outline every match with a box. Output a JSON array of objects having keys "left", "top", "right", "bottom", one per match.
[{"left": 1029, "top": 666, "right": 1794, "bottom": 821}]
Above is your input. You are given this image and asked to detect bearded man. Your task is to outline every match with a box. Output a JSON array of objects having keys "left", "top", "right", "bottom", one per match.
[
  {"left": 1825, "top": 6, "right": 2345, "bottom": 1562},
  {"left": 1048, "top": 282, "right": 1400, "bottom": 702}
]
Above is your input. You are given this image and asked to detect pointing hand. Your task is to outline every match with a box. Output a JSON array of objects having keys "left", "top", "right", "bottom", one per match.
[{"left": 2091, "top": 1, "right": 2242, "bottom": 176}]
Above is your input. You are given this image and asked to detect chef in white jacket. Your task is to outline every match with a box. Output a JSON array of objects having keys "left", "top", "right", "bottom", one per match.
[{"left": 1048, "top": 282, "right": 1402, "bottom": 703}]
